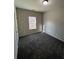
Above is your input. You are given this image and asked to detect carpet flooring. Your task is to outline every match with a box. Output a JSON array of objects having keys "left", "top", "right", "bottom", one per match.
[{"left": 17, "top": 32, "right": 64, "bottom": 59}]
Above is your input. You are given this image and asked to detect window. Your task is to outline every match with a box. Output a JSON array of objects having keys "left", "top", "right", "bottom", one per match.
[{"left": 29, "top": 16, "right": 36, "bottom": 30}]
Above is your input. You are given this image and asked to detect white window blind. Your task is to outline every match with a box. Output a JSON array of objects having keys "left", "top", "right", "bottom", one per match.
[{"left": 29, "top": 16, "right": 36, "bottom": 30}]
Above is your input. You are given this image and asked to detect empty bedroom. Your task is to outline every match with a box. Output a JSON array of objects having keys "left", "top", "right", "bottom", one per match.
[{"left": 14, "top": 0, "right": 64, "bottom": 59}]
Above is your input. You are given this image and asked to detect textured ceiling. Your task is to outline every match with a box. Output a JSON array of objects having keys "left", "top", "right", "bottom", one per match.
[{"left": 15, "top": 0, "right": 64, "bottom": 12}]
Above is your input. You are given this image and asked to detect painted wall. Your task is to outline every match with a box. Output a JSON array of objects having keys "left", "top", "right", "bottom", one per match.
[
  {"left": 16, "top": 8, "right": 43, "bottom": 37},
  {"left": 43, "top": 8, "right": 64, "bottom": 41}
]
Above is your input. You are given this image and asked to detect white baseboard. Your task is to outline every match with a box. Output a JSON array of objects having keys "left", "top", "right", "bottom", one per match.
[{"left": 43, "top": 32, "right": 64, "bottom": 42}]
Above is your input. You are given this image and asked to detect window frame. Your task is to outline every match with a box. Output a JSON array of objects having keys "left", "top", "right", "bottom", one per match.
[{"left": 28, "top": 16, "right": 37, "bottom": 30}]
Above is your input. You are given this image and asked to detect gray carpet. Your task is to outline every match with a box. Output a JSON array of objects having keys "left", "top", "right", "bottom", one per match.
[{"left": 17, "top": 32, "right": 64, "bottom": 59}]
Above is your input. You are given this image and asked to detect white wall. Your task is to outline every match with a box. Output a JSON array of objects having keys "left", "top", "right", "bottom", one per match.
[
  {"left": 43, "top": 8, "right": 64, "bottom": 41},
  {"left": 14, "top": 7, "right": 19, "bottom": 59}
]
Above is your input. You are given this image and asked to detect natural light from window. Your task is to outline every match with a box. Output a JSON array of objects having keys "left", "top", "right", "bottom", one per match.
[{"left": 29, "top": 16, "right": 36, "bottom": 30}]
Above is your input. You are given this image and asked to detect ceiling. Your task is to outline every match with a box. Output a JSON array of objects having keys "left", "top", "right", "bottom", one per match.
[{"left": 15, "top": 0, "right": 64, "bottom": 12}]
